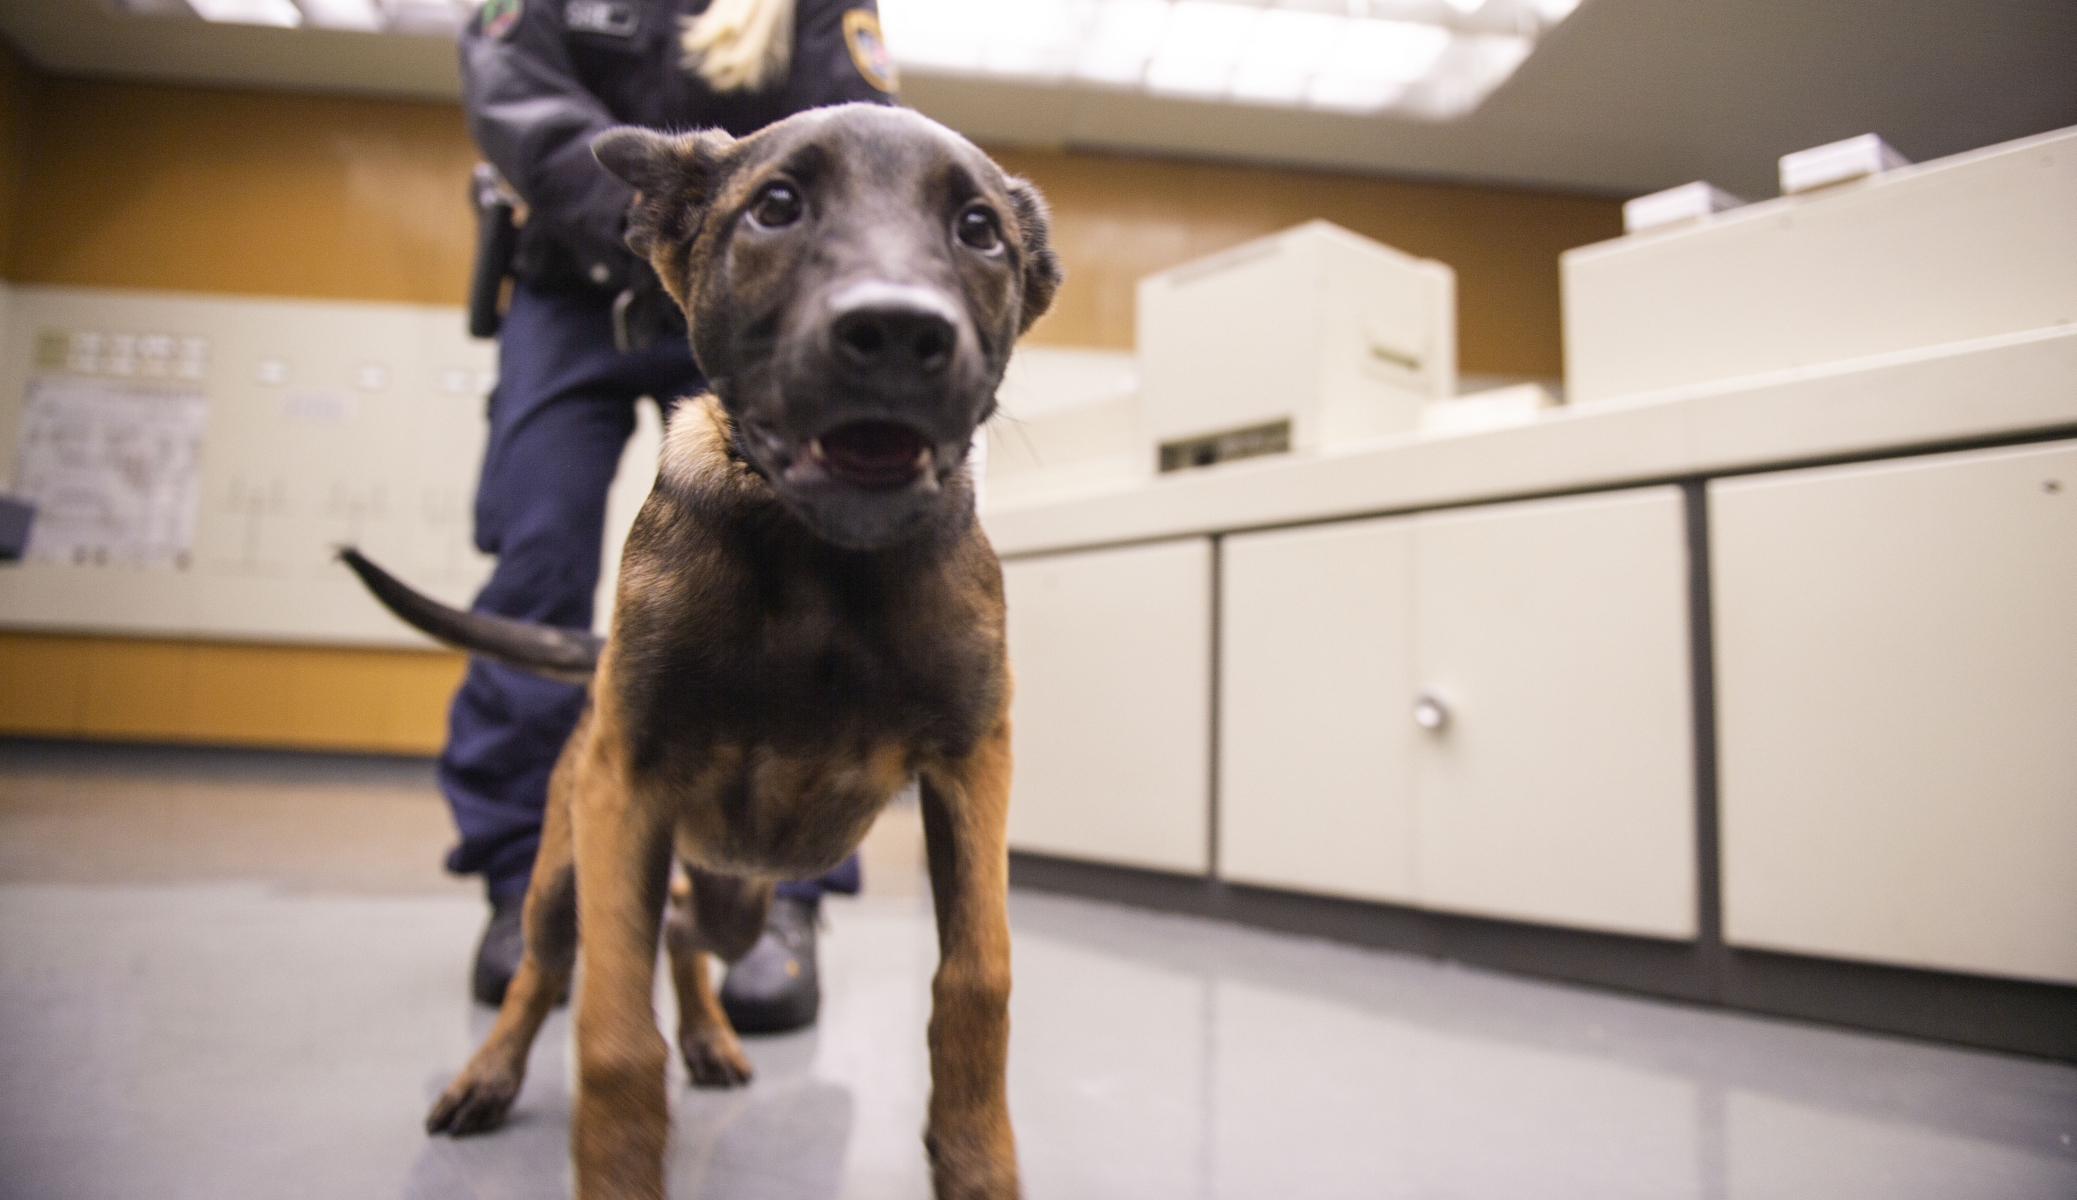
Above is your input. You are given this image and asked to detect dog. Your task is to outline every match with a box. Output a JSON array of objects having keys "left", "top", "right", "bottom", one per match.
[{"left": 343, "top": 102, "right": 1060, "bottom": 1200}]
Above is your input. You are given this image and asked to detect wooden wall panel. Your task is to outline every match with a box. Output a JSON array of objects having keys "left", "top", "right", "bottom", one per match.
[
  {"left": 6, "top": 78, "right": 478, "bottom": 306},
  {"left": 2, "top": 75, "right": 1619, "bottom": 373},
  {"left": 0, "top": 633, "right": 465, "bottom": 754},
  {"left": 0, "top": 73, "right": 1614, "bottom": 750},
  {"left": 0, "top": 632, "right": 88, "bottom": 734},
  {"left": 78, "top": 638, "right": 191, "bottom": 739},
  {"left": 995, "top": 146, "right": 1620, "bottom": 379},
  {"left": 0, "top": 41, "right": 35, "bottom": 270}
]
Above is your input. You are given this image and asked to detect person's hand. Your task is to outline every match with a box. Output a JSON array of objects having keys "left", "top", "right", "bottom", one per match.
[{"left": 611, "top": 264, "right": 687, "bottom": 353}]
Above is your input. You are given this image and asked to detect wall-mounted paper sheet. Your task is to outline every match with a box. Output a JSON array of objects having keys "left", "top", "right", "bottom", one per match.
[{"left": 11, "top": 376, "right": 209, "bottom": 568}]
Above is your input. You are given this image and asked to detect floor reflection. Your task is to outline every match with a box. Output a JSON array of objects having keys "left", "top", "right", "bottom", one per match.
[
  {"left": 403, "top": 1012, "right": 856, "bottom": 1200},
  {"left": 1, "top": 747, "right": 2071, "bottom": 1200},
  {"left": 1006, "top": 893, "right": 2077, "bottom": 1200}
]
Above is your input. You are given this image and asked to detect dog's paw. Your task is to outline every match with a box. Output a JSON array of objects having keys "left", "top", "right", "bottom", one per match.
[
  {"left": 925, "top": 1128, "right": 1021, "bottom": 1200},
  {"left": 680, "top": 1028, "right": 754, "bottom": 1089},
  {"left": 425, "top": 1067, "right": 521, "bottom": 1136}
]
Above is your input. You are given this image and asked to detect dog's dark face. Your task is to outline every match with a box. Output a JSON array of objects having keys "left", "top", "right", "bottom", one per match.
[{"left": 594, "top": 105, "right": 1061, "bottom": 550}]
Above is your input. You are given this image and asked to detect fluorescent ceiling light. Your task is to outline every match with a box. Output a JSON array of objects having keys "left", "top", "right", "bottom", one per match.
[
  {"left": 297, "top": 0, "right": 382, "bottom": 31},
  {"left": 188, "top": 0, "right": 303, "bottom": 27}
]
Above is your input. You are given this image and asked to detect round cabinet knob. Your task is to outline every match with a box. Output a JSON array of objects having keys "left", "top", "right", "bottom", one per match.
[{"left": 1412, "top": 690, "right": 1449, "bottom": 732}]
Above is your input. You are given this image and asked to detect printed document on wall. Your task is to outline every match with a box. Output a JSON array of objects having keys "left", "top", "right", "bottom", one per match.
[{"left": 11, "top": 376, "right": 209, "bottom": 567}]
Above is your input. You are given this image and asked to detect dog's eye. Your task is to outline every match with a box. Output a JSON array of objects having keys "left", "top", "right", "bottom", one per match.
[
  {"left": 749, "top": 182, "right": 804, "bottom": 229},
  {"left": 955, "top": 205, "right": 1002, "bottom": 252}
]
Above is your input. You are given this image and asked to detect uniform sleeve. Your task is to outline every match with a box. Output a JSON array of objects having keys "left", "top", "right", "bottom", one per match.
[
  {"left": 460, "top": 0, "right": 635, "bottom": 289},
  {"left": 785, "top": 0, "right": 900, "bottom": 112}
]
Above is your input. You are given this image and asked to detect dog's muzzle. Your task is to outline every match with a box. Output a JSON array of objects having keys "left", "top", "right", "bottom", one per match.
[{"left": 797, "top": 280, "right": 975, "bottom": 492}]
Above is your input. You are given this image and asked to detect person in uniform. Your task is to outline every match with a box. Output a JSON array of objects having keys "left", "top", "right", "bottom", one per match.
[{"left": 448, "top": 0, "right": 900, "bottom": 1031}]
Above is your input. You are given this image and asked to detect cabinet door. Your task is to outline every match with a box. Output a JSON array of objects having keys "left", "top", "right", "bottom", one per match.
[
  {"left": 1411, "top": 488, "right": 1696, "bottom": 938},
  {"left": 1713, "top": 440, "right": 2077, "bottom": 984},
  {"left": 1219, "top": 518, "right": 1417, "bottom": 902},
  {"left": 1002, "top": 539, "right": 1212, "bottom": 873}
]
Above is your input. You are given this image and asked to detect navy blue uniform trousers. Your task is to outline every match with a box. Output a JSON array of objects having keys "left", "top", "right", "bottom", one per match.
[{"left": 440, "top": 281, "right": 859, "bottom": 904}]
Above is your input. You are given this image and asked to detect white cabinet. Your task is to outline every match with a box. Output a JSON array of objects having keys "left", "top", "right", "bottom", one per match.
[
  {"left": 1220, "top": 518, "right": 1418, "bottom": 903},
  {"left": 1712, "top": 440, "right": 2077, "bottom": 984},
  {"left": 1220, "top": 488, "right": 1697, "bottom": 938},
  {"left": 1410, "top": 489, "right": 1696, "bottom": 938},
  {"left": 1002, "top": 539, "right": 1213, "bottom": 873}
]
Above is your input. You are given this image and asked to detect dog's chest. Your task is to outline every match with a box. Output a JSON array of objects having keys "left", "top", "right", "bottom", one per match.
[
  {"left": 619, "top": 544, "right": 1001, "bottom": 764},
  {"left": 619, "top": 557, "right": 999, "bottom": 875}
]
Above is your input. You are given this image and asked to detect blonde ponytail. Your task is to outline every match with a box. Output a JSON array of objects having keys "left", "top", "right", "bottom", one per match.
[{"left": 680, "top": 0, "right": 795, "bottom": 93}]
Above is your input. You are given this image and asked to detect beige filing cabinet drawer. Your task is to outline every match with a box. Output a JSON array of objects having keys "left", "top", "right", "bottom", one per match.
[
  {"left": 1220, "top": 518, "right": 1418, "bottom": 903},
  {"left": 1713, "top": 440, "right": 2077, "bottom": 984},
  {"left": 1219, "top": 489, "right": 1695, "bottom": 937},
  {"left": 1412, "top": 488, "right": 1696, "bottom": 938},
  {"left": 1002, "top": 539, "right": 1212, "bottom": 873}
]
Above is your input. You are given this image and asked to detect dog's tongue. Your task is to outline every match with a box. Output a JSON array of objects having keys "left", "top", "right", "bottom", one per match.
[{"left": 811, "top": 422, "right": 932, "bottom": 489}]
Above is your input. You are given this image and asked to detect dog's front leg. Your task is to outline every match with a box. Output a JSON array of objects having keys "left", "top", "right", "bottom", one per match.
[
  {"left": 919, "top": 718, "right": 1020, "bottom": 1200},
  {"left": 570, "top": 759, "right": 675, "bottom": 1200}
]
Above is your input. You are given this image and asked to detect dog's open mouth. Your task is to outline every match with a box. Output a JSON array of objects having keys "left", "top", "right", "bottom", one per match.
[{"left": 808, "top": 421, "right": 934, "bottom": 490}]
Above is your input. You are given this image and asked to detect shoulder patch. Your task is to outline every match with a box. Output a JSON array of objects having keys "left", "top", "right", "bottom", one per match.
[
  {"left": 481, "top": 0, "right": 521, "bottom": 40},
  {"left": 564, "top": 0, "right": 638, "bottom": 37},
  {"left": 842, "top": 9, "right": 899, "bottom": 94}
]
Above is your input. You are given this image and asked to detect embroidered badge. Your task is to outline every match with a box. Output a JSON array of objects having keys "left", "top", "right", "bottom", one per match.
[
  {"left": 564, "top": 0, "right": 638, "bottom": 37},
  {"left": 843, "top": 9, "right": 899, "bottom": 94},
  {"left": 480, "top": 0, "right": 521, "bottom": 40}
]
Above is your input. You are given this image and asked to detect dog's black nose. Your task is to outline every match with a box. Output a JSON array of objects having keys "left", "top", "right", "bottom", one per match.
[
  {"left": 833, "top": 303, "right": 955, "bottom": 376},
  {"left": 827, "top": 281, "right": 962, "bottom": 380}
]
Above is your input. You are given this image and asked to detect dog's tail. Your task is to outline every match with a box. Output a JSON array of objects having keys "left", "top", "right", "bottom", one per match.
[{"left": 338, "top": 547, "right": 602, "bottom": 685}]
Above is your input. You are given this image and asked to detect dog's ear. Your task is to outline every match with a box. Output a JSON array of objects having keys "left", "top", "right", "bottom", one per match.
[
  {"left": 592, "top": 126, "right": 737, "bottom": 258},
  {"left": 1004, "top": 176, "right": 1063, "bottom": 335}
]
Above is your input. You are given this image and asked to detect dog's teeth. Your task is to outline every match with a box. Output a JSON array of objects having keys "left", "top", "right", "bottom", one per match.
[
  {"left": 808, "top": 438, "right": 827, "bottom": 462},
  {"left": 915, "top": 447, "right": 934, "bottom": 470}
]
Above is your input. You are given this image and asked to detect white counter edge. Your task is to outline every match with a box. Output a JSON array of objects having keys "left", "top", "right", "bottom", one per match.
[{"left": 982, "top": 325, "right": 2077, "bottom": 558}]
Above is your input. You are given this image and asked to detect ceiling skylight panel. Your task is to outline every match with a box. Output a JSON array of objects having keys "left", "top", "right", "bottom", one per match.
[
  {"left": 1144, "top": 1, "right": 1260, "bottom": 99},
  {"left": 188, "top": 0, "right": 303, "bottom": 27},
  {"left": 878, "top": 0, "right": 983, "bottom": 74},
  {"left": 1340, "top": 17, "right": 1452, "bottom": 84},
  {"left": 981, "top": 0, "right": 1097, "bottom": 82},
  {"left": 383, "top": 0, "right": 467, "bottom": 34},
  {"left": 296, "top": 0, "right": 382, "bottom": 30},
  {"left": 1306, "top": 16, "right": 1448, "bottom": 111},
  {"left": 869, "top": 0, "right": 1584, "bottom": 118},
  {"left": 1073, "top": 0, "right": 1172, "bottom": 87},
  {"left": 1408, "top": 32, "right": 1532, "bottom": 117},
  {"left": 1231, "top": 8, "right": 1340, "bottom": 105}
]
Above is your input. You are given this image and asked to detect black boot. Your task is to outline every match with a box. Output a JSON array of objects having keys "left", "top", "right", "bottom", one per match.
[
  {"left": 720, "top": 895, "right": 821, "bottom": 1034},
  {"left": 471, "top": 893, "right": 526, "bottom": 1007}
]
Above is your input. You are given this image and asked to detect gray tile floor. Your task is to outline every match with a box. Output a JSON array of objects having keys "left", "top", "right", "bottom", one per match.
[{"left": 2, "top": 740, "right": 2073, "bottom": 1199}]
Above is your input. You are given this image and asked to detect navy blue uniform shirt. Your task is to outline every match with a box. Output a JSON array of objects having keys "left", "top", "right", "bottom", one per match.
[{"left": 461, "top": 0, "right": 898, "bottom": 294}]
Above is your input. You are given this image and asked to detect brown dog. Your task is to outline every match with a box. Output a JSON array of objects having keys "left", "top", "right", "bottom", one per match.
[{"left": 343, "top": 103, "right": 1060, "bottom": 1199}]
